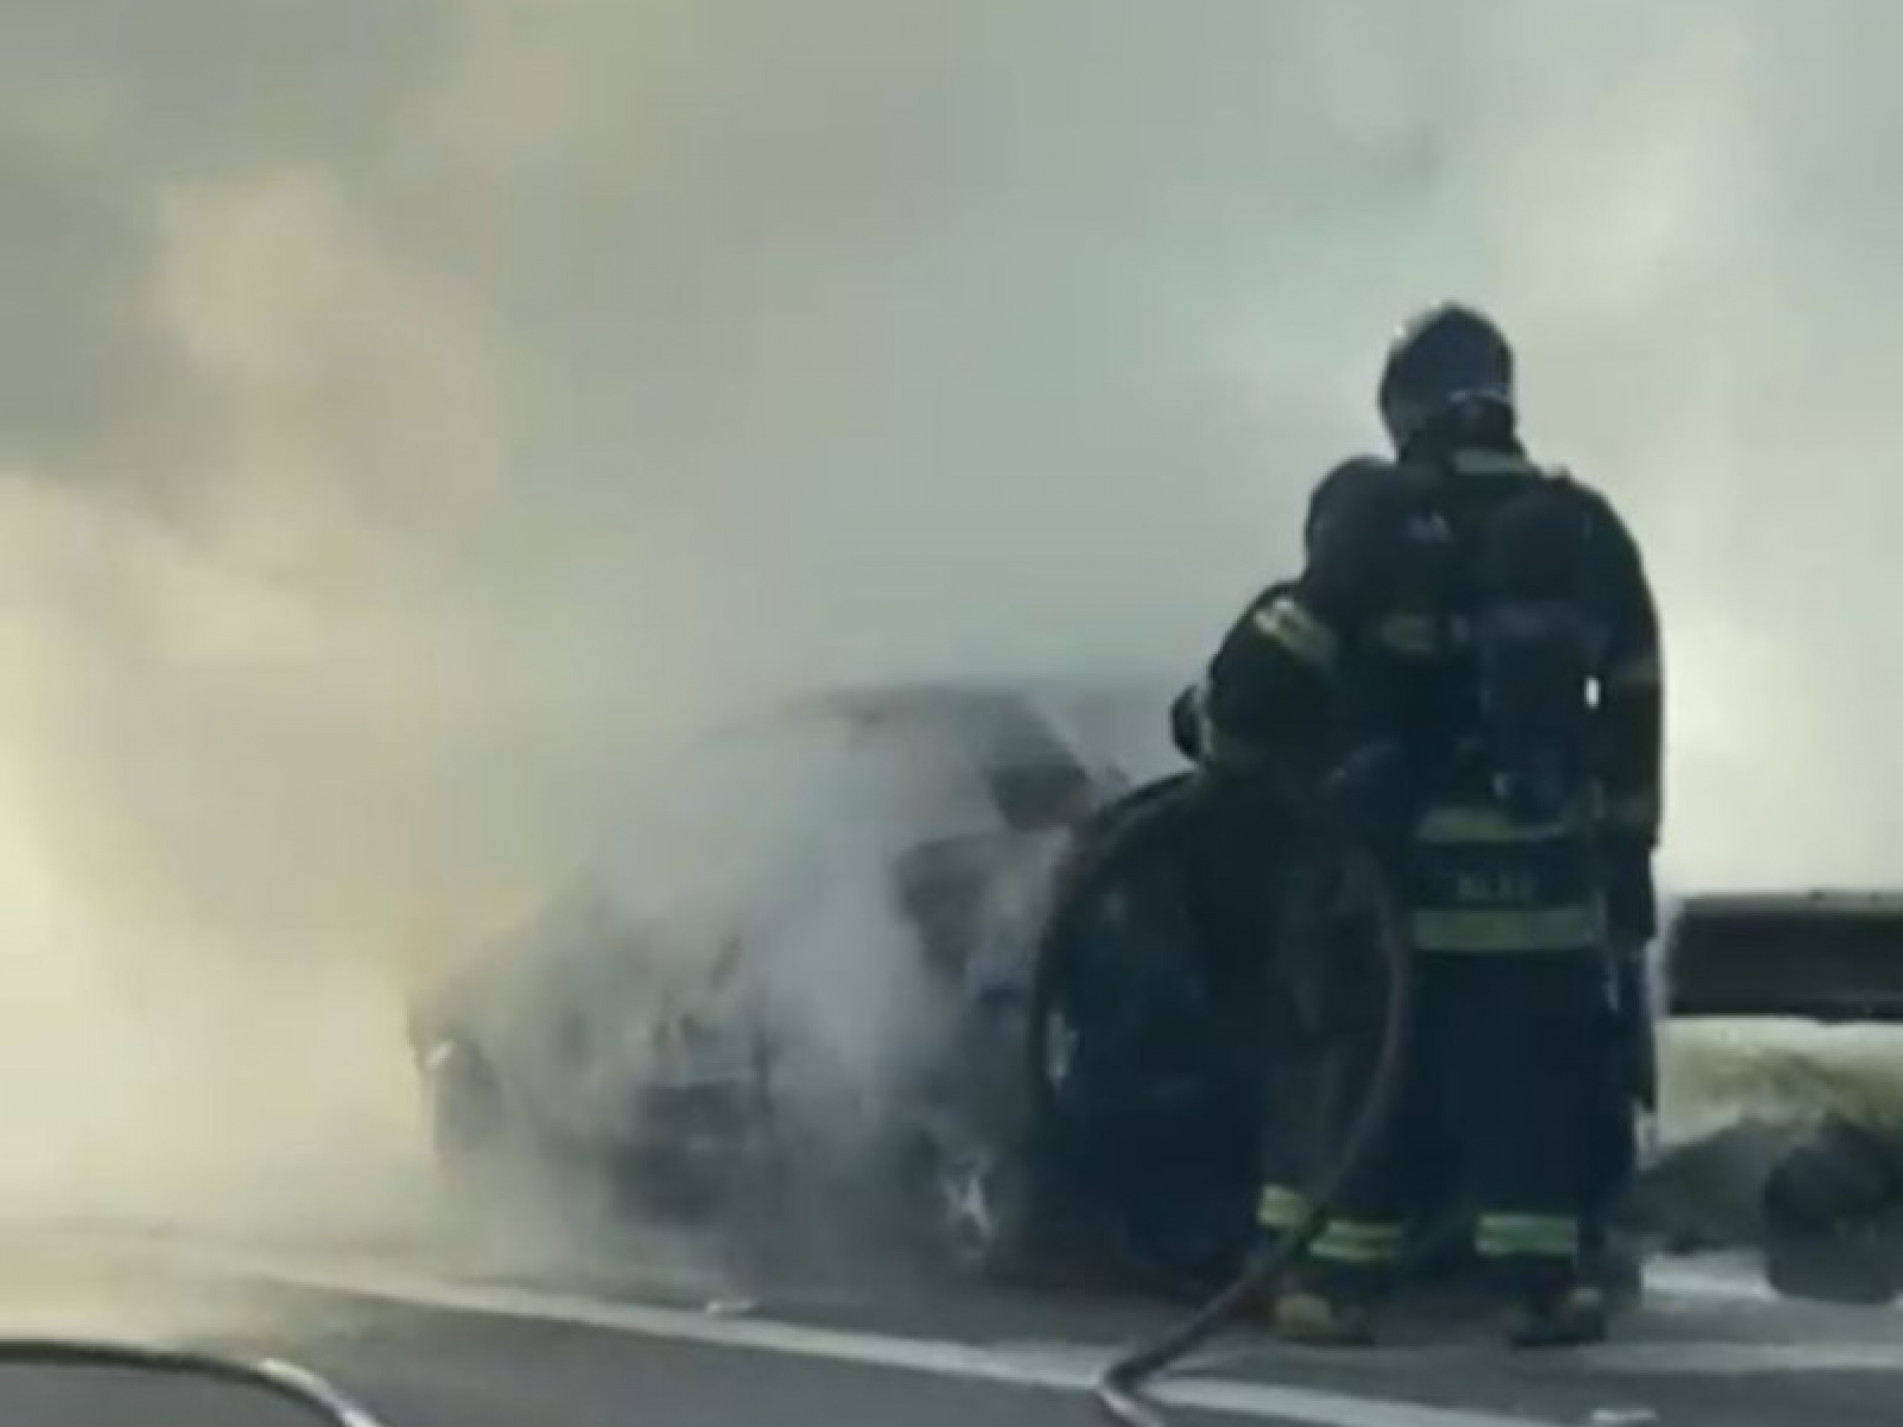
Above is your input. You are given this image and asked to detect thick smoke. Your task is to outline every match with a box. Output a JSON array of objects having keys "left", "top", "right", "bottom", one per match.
[{"left": 0, "top": 1, "right": 1897, "bottom": 1230}]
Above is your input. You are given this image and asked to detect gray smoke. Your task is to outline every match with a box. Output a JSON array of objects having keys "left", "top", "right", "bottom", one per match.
[{"left": 0, "top": 0, "right": 1896, "bottom": 1229}]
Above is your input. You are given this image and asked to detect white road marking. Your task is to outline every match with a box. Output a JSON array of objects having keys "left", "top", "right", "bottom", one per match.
[
  {"left": 1578, "top": 1343, "right": 1903, "bottom": 1376},
  {"left": 1643, "top": 1260, "right": 1783, "bottom": 1306},
  {"left": 90, "top": 1239, "right": 1558, "bottom": 1427},
  {"left": 1646, "top": 1258, "right": 1902, "bottom": 1312},
  {"left": 28, "top": 1231, "right": 1903, "bottom": 1417}
]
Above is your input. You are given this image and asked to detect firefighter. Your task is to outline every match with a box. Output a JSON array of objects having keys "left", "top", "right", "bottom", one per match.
[
  {"left": 1171, "top": 582, "right": 1371, "bottom": 1272},
  {"left": 1171, "top": 646, "right": 1340, "bottom": 1270},
  {"left": 1188, "top": 302, "right": 1664, "bottom": 1347}
]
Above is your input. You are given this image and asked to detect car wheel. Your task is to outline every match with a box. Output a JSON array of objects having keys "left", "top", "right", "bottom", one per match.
[
  {"left": 930, "top": 1148, "right": 1032, "bottom": 1276},
  {"left": 1761, "top": 1119, "right": 1903, "bottom": 1305}
]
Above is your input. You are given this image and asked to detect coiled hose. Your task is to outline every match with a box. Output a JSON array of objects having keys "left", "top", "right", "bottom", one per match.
[
  {"left": 0, "top": 1340, "right": 388, "bottom": 1426},
  {"left": 1025, "top": 773, "right": 1414, "bottom": 1427}
]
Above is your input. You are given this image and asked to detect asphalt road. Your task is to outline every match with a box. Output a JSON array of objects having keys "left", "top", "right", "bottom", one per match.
[{"left": 0, "top": 1229, "right": 1898, "bottom": 1427}]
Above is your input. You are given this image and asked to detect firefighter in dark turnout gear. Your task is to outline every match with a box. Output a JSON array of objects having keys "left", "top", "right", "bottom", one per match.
[
  {"left": 1171, "top": 602, "right": 1352, "bottom": 1269},
  {"left": 1191, "top": 303, "right": 1663, "bottom": 1347}
]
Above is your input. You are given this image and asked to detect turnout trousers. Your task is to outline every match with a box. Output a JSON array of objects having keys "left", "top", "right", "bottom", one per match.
[
  {"left": 1307, "top": 953, "right": 1607, "bottom": 1298},
  {"left": 1300, "top": 792, "right": 1610, "bottom": 1302}
]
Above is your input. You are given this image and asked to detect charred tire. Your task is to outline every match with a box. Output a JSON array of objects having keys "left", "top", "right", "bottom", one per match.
[
  {"left": 1765, "top": 1226, "right": 1903, "bottom": 1306},
  {"left": 1028, "top": 774, "right": 1199, "bottom": 1143},
  {"left": 1762, "top": 1118, "right": 1903, "bottom": 1305},
  {"left": 915, "top": 990, "right": 1049, "bottom": 1281},
  {"left": 926, "top": 1146, "right": 1042, "bottom": 1279}
]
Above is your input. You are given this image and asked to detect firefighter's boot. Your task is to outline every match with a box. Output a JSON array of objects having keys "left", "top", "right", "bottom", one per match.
[
  {"left": 1506, "top": 1283, "right": 1610, "bottom": 1349},
  {"left": 1271, "top": 1285, "right": 1379, "bottom": 1347}
]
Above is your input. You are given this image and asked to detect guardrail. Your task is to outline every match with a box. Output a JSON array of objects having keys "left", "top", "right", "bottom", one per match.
[{"left": 1666, "top": 893, "right": 1903, "bottom": 1022}]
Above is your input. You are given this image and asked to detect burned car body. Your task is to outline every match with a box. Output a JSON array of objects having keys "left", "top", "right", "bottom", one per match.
[
  {"left": 406, "top": 683, "right": 1199, "bottom": 1269},
  {"left": 407, "top": 681, "right": 1903, "bottom": 1299},
  {"left": 1634, "top": 895, "right": 1903, "bottom": 1303}
]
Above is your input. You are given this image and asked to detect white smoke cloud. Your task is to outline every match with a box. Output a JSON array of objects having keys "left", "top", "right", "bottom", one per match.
[{"left": 0, "top": 0, "right": 1896, "bottom": 1231}]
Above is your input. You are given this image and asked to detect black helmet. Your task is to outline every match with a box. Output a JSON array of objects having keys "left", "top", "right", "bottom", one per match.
[{"left": 1377, "top": 302, "right": 1515, "bottom": 451}]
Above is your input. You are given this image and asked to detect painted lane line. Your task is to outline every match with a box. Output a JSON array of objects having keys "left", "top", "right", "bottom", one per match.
[
  {"left": 1577, "top": 1343, "right": 1903, "bottom": 1377},
  {"left": 1645, "top": 1259, "right": 1903, "bottom": 1313},
  {"left": 1196, "top": 1334, "right": 1903, "bottom": 1381},
  {"left": 114, "top": 1240, "right": 1559, "bottom": 1427},
  {"left": 38, "top": 1229, "right": 1903, "bottom": 1389},
  {"left": 1642, "top": 1261, "right": 1781, "bottom": 1306}
]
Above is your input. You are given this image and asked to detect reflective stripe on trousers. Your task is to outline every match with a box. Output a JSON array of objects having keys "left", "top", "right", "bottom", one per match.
[
  {"left": 1257, "top": 1184, "right": 1311, "bottom": 1234},
  {"left": 1311, "top": 1219, "right": 1403, "bottom": 1267},
  {"left": 1477, "top": 1212, "right": 1579, "bottom": 1261}
]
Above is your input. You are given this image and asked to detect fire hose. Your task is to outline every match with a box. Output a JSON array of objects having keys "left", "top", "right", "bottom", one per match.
[
  {"left": 0, "top": 1340, "right": 389, "bottom": 1427},
  {"left": 1026, "top": 772, "right": 1414, "bottom": 1427}
]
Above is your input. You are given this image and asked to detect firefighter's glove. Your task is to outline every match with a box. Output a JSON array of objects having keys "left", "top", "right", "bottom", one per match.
[{"left": 1604, "top": 838, "right": 1658, "bottom": 945}]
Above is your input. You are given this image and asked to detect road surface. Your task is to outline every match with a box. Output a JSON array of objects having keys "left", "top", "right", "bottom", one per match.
[{"left": 0, "top": 1224, "right": 1895, "bottom": 1427}]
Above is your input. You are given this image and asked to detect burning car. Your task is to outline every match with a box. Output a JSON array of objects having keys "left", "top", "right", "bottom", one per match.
[
  {"left": 405, "top": 683, "right": 1174, "bottom": 1268},
  {"left": 405, "top": 681, "right": 1903, "bottom": 1300}
]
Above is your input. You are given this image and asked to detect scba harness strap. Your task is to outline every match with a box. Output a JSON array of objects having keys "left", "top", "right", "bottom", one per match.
[
  {"left": 1389, "top": 454, "right": 1615, "bottom": 957},
  {"left": 1409, "top": 456, "right": 1609, "bottom": 796}
]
